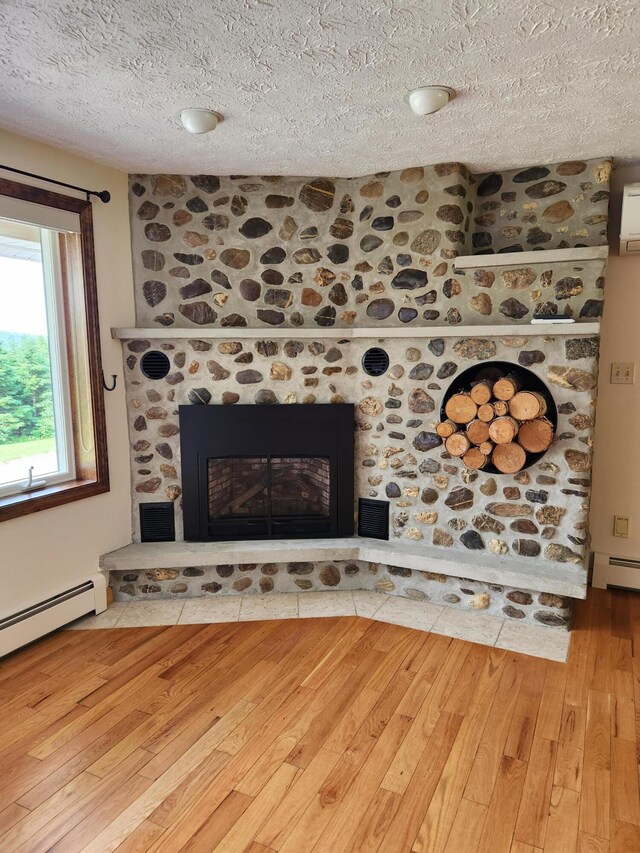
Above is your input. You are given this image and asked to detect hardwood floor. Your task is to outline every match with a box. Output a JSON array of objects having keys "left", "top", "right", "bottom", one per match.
[{"left": 0, "top": 587, "right": 638, "bottom": 851}]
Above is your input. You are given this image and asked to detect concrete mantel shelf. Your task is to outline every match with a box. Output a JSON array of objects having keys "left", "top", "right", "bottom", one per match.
[
  {"left": 111, "top": 322, "right": 601, "bottom": 341},
  {"left": 100, "top": 537, "right": 587, "bottom": 599},
  {"left": 453, "top": 246, "right": 609, "bottom": 270}
]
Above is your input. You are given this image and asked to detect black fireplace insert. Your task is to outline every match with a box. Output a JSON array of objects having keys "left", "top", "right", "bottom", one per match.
[{"left": 179, "top": 404, "right": 355, "bottom": 541}]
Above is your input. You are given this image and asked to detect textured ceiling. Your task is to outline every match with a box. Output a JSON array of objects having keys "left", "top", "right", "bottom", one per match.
[{"left": 1, "top": 0, "right": 639, "bottom": 176}]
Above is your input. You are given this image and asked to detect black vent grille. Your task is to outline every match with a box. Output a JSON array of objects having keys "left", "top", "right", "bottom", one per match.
[
  {"left": 358, "top": 498, "right": 389, "bottom": 540},
  {"left": 362, "top": 347, "right": 390, "bottom": 377},
  {"left": 140, "top": 350, "right": 171, "bottom": 380},
  {"left": 140, "top": 502, "right": 175, "bottom": 542}
]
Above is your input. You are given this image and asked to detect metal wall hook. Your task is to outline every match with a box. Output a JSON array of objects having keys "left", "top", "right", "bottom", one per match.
[{"left": 102, "top": 372, "right": 117, "bottom": 391}]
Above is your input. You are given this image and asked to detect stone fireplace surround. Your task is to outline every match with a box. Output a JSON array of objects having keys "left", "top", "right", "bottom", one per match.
[
  {"left": 101, "top": 156, "right": 611, "bottom": 656},
  {"left": 179, "top": 402, "right": 354, "bottom": 540}
]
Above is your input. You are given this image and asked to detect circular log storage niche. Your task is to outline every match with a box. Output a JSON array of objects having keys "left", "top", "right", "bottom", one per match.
[{"left": 438, "top": 361, "right": 557, "bottom": 474}]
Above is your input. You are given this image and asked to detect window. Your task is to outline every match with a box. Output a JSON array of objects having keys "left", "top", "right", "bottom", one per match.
[
  {"left": 0, "top": 221, "right": 75, "bottom": 494},
  {"left": 0, "top": 178, "right": 109, "bottom": 520}
]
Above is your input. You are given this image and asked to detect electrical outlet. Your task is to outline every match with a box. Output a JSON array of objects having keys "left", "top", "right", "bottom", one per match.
[
  {"left": 611, "top": 362, "right": 635, "bottom": 384},
  {"left": 614, "top": 515, "right": 630, "bottom": 537}
]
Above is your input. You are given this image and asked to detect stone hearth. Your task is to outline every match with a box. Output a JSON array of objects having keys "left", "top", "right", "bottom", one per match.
[{"left": 107, "top": 558, "right": 572, "bottom": 628}]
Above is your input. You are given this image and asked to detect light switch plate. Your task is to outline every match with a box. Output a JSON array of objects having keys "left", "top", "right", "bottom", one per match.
[
  {"left": 611, "top": 362, "right": 635, "bottom": 384},
  {"left": 614, "top": 515, "right": 630, "bottom": 537}
]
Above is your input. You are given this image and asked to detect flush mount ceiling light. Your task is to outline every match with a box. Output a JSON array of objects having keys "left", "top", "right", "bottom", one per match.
[
  {"left": 405, "top": 86, "right": 456, "bottom": 116},
  {"left": 180, "top": 108, "right": 223, "bottom": 134}
]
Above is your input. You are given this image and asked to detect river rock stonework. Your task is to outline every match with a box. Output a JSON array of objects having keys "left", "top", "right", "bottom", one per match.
[
  {"left": 471, "top": 159, "right": 611, "bottom": 254},
  {"left": 129, "top": 158, "right": 609, "bottom": 330},
  {"left": 110, "top": 560, "right": 572, "bottom": 629},
  {"left": 121, "top": 157, "right": 609, "bottom": 632},
  {"left": 123, "top": 332, "right": 597, "bottom": 574}
]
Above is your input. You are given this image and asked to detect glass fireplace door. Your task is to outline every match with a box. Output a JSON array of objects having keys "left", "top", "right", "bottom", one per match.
[
  {"left": 206, "top": 455, "right": 331, "bottom": 539},
  {"left": 207, "top": 456, "right": 270, "bottom": 537},
  {"left": 270, "top": 456, "right": 331, "bottom": 535}
]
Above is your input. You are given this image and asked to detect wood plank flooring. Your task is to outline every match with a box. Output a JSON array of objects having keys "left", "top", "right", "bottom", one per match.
[{"left": 0, "top": 586, "right": 638, "bottom": 851}]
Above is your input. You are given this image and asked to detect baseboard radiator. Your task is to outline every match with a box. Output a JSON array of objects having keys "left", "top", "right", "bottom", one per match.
[
  {"left": 0, "top": 573, "right": 107, "bottom": 657},
  {"left": 592, "top": 553, "right": 640, "bottom": 591}
]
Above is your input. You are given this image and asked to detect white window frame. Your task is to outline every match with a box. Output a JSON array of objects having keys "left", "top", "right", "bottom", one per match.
[{"left": 0, "top": 221, "right": 77, "bottom": 498}]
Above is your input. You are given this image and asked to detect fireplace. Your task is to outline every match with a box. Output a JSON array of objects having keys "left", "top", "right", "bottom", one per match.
[{"left": 179, "top": 404, "right": 355, "bottom": 541}]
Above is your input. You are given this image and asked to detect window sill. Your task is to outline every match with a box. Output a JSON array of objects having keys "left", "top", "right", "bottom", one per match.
[{"left": 0, "top": 477, "right": 109, "bottom": 523}]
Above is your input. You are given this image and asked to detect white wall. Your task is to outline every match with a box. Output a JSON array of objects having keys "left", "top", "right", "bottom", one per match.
[
  {"left": 590, "top": 165, "right": 640, "bottom": 559},
  {"left": 0, "top": 130, "right": 135, "bottom": 617}
]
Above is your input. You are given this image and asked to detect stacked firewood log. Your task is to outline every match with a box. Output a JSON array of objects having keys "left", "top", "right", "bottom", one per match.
[{"left": 435, "top": 374, "right": 554, "bottom": 473}]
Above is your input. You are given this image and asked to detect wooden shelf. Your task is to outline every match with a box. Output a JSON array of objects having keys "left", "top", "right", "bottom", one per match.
[
  {"left": 453, "top": 246, "right": 608, "bottom": 270},
  {"left": 101, "top": 536, "right": 588, "bottom": 599},
  {"left": 111, "top": 322, "right": 600, "bottom": 341}
]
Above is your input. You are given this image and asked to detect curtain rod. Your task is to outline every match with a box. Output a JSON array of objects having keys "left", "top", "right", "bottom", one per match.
[{"left": 0, "top": 164, "right": 111, "bottom": 203}]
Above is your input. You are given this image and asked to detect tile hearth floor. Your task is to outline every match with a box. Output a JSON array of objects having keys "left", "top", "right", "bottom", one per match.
[{"left": 68, "top": 591, "right": 570, "bottom": 662}]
